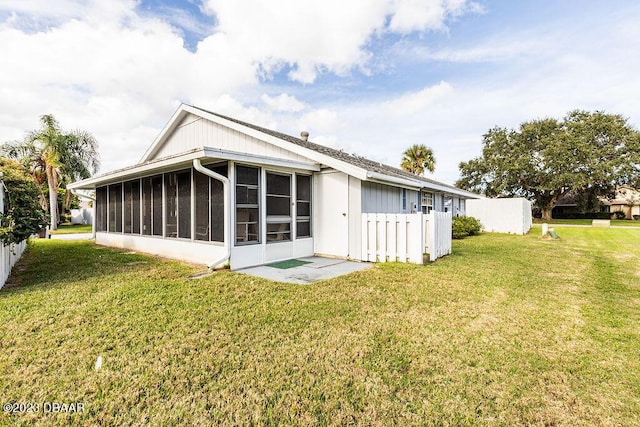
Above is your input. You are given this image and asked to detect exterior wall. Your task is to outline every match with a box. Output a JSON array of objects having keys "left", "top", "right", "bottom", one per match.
[
  {"left": 361, "top": 181, "right": 419, "bottom": 214},
  {"left": 450, "top": 197, "right": 466, "bottom": 216},
  {"left": 230, "top": 239, "right": 313, "bottom": 270},
  {"left": 153, "top": 114, "right": 312, "bottom": 164},
  {"left": 348, "top": 176, "right": 362, "bottom": 260},
  {"left": 96, "top": 233, "right": 227, "bottom": 265},
  {"left": 434, "top": 193, "right": 444, "bottom": 212},
  {"left": 610, "top": 203, "right": 640, "bottom": 219}
]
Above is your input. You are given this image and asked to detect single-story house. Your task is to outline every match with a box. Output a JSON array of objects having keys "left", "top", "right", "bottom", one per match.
[
  {"left": 69, "top": 104, "right": 479, "bottom": 269},
  {"left": 608, "top": 186, "right": 640, "bottom": 219},
  {"left": 552, "top": 186, "right": 640, "bottom": 219}
]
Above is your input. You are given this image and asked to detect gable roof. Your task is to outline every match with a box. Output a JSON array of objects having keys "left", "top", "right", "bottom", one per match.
[
  {"left": 168, "top": 105, "right": 476, "bottom": 197},
  {"left": 72, "top": 103, "right": 479, "bottom": 198},
  {"left": 188, "top": 105, "right": 473, "bottom": 194}
]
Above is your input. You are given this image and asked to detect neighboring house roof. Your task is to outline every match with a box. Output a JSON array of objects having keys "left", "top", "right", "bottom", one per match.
[
  {"left": 555, "top": 186, "right": 640, "bottom": 208},
  {"left": 70, "top": 103, "right": 480, "bottom": 198},
  {"left": 553, "top": 191, "right": 580, "bottom": 207},
  {"left": 608, "top": 186, "right": 640, "bottom": 205}
]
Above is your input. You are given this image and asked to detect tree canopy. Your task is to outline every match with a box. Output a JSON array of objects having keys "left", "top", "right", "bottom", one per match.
[
  {"left": 456, "top": 110, "right": 640, "bottom": 220},
  {"left": 1, "top": 115, "right": 99, "bottom": 229},
  {"left": 0, "top": 158, "right": 48, "bottom": 245},
  {"left": 401, "top": 144, "right": 436, "bottom": 176}
]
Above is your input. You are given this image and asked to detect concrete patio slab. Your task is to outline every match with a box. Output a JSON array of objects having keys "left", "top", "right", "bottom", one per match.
[{"left": 237, "top": 256, "right": 372, "bottom": 284}]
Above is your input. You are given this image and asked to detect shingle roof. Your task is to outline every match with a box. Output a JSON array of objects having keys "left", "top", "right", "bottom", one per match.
[{"left": 189, "top": 105, "right": 468, "bottom": 194}]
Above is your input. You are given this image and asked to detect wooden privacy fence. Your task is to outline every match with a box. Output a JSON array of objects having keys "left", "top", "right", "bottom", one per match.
[{"left": 361, "top": 212, "right": 452, "bottom": 264}]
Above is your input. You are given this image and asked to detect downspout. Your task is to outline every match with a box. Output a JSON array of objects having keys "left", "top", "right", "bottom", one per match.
[
  {"left": 193, "top": 159, "right": 231, "bottom": 269},
  {"left": 70, "top": 188, "right": 96, "bottom": 239}
]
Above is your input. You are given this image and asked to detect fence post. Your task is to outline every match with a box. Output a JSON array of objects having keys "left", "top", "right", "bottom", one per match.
[{"left": 376, "top": 213, "right": 387, "bottom": 262}]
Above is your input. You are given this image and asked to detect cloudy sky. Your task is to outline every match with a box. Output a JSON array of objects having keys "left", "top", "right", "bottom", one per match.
[{"left": 1, "top": 0, "right": 639, "bottom": 184}]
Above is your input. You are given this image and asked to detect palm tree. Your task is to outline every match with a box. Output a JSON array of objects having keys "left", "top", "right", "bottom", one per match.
[
  {"left": 1, "top": 115, "right": 99, "bottom": 230},
  {"left": 401, "top": 144, "right": 436, "bottom": 176}
]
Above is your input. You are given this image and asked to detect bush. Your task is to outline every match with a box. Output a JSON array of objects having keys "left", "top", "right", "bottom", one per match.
[
  {"left": 553, "top": 211, "right": 612, "bottom": 219},
  {"left": 0, "top": 158, "right": 49, "bottom": 245},
  {"left": 452, "top": 216, "right": 482, "bottom": 239},
  {"left": 633, "top": 215, "right": 640, "bottom": 221},
  {"left": 613, "top": 210, "right": 627, "bottom": 220}
]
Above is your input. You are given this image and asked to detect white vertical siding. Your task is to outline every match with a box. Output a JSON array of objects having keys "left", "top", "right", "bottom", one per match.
[
  {"left": 348, "top": 176, "right": 362, "bottom": 259},
  {"left": 152, "top": 113, "right": 313, "bottom": 164}
]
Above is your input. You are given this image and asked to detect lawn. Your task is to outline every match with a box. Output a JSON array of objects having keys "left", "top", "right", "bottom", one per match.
[
  {"left": 48, "top": 223, "right": 93, "bottom": 235},
  {"left": 1, "top": 228, "right": 639, "bottom": 426},
  {"left": 533, "top": 218, "right": 640, "bottom": 227}
]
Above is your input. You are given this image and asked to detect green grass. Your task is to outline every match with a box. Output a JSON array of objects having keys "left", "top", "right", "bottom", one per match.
[
  {"left": 49, "top": 223, "right": 93, "bottom": 235},
  {"left": 533, "top": 218, "right": 640, "bottom": 227},
  {"left": 1, "top": 228, "right": 639, "bottom": 426}
]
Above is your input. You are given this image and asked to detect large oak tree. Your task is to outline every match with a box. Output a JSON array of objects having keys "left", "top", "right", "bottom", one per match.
[{"left": 456, "top": 110, "right": 640, "bottom": 220}]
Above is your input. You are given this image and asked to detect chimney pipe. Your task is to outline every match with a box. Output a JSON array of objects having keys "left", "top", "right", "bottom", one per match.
[{"left": 300, "top": 131, "right": 309, "bottom": 141}]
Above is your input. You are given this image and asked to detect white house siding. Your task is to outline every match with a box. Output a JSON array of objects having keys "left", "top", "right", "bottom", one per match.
[
  {"left": 361, "top": 181, "right": 420, "bottom": 214},
  {"left": 96, "top": 233, "right": 228, "bottom": 265},
  {"left": 434, "top": 193, "right": 444, "bottom": 212},
  {"left": 348, "top": 176, "right": 362, "bottom": 260},
  {"left": 152, "top": 114, "right": 312, "bottom": 165}
]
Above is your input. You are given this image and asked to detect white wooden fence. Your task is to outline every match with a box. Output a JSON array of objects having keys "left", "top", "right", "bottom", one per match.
[
  {"left": 1, "top": 240, "right": 27, "bottom": 289},
  {"left": 466, "top": 198, "right": 532, "bottom": 235},
  {"left": 361, "top": 212, "right": 452, "bottom": 264},
  {"left": 0, "top": 177, "right": 28, "bottom": 289}
]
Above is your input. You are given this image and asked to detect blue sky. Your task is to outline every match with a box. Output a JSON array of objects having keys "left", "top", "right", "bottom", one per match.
[{"left": 1, "top": 0, "right": 639, "bottom": 184}]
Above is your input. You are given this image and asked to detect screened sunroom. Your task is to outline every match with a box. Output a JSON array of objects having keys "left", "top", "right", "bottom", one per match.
[{"left": 87, "top": 158, "right": 315, "bottom": 270}]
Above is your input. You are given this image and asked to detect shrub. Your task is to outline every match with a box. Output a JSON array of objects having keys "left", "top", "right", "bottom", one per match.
[
  {"left": 633, "top": 215, "right": 640, "bottom": 221},
  {"left": 554, "top": 211, "right": 612, "bottom": 220},
  {"left": 0, "top": 158, "right": 48, "bottom": 245},
  {"left": 452, "top": 216, "right": 482, "bottom": 239},
  {"left": 613, "top": 210, "right": 627, "bottom": 220}
]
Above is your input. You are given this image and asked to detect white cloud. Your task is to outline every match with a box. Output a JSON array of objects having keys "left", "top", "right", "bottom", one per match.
[
  {"left": 199, "top": 0, "right": 480, "bottom": 83},
  {"left": 383, "top": 81, "right": 453, "bottom": 115},
  {"left": 389, "top": 0, "right": 483, "bottom": 32},
  {"left": 1, "top": 0, "right": 639, "bottom": 189},
  {"left": 261, "top": 93, "right": 305, "bottom": 112}
]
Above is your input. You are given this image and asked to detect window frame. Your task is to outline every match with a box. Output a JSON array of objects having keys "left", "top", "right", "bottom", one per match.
[{"left": 421, "top": 191, "right": 434, "bottom": 214}]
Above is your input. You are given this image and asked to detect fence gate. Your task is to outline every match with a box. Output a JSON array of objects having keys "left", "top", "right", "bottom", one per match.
[{"left": 361, "top": 212, "right": 452, "bottom": 264}]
